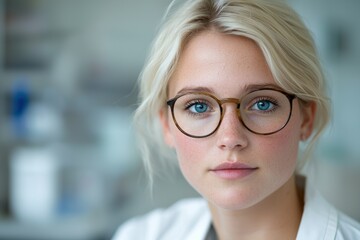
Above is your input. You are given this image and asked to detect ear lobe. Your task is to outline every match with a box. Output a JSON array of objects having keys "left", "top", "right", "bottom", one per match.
[
  {"left": 300, "top": 101, "right": 317, "bottom": 141},
  {"left": 159, "top": 109, "right": 175, "bottom": 147}
]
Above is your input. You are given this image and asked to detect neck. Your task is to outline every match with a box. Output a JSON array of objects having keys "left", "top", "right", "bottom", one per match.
[{"left": 208, "top": 175, "right": 304, "bottom": 240}]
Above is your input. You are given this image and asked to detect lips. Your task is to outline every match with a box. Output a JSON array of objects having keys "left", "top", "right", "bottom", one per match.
[{"left": 210, "top": 162, "right": 258, "bottom": 180}]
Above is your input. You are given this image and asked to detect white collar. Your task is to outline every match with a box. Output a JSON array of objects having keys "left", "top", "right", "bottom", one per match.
[{"left": 296, "top": 180, "right": 338, "bottom": 239}]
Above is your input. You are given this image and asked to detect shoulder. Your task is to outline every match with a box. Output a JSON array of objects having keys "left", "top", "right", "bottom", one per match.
[
  {"left": 111, "top": 198, "right": 210, "bottom": 240},
  {"left": 297, "top": 179, "right": 360, "bottom": 240},
  {"left": 336, "top": 211, "right": 360, "bottom": 239}
]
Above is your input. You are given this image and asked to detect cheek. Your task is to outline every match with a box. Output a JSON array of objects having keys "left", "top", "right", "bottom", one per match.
[
  {"left": 169, "top": 125, "right": 209, "bottom": 186},
  {"left": 172, "top": 132, "right": 204, "bottom": 167},
  {"left": 168, "top": 117, "right": 206, "bottom": 161},
  {"left": 262, "top": 109, "right": 303, "bottom": 171},
  {"left": 271, "top": 132, "right": 299, "bottom": 164}
]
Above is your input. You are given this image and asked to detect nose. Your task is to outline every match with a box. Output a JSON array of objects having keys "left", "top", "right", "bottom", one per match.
[{"left": 216, "top": 105, "right": 249, "bottom": 151}]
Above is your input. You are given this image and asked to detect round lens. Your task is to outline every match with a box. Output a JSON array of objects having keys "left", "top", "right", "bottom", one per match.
[
  {"left": 240, "top": 90, "right": 291, "bottom": 134},
  {"left": 172, "top": 93, "right": 221, "bottom": 137}
]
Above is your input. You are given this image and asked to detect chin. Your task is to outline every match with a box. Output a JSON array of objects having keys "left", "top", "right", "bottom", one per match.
[{"left": 205, "top": 187, "right": 265, "bottom": 211}]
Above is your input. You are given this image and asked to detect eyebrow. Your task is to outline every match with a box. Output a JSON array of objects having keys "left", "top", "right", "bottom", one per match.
[
  {"left": 175, "top": 83, "right": 282, "bottom": 96},
  {"left": 176, "top": 86, "right": 215, "bottom": 96},
  {"left": 243, "top": 83, "right": 282, "bottom": 92}
]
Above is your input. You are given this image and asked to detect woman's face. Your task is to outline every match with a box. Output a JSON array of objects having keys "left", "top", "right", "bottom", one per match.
[{"left": 160, "top": 30, "right": 315, "bottom": 210}]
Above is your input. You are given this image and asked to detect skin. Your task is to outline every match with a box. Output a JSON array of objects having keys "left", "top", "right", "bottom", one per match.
[{"left": 160, "top": 30, "right": 316, "bottom": 240}]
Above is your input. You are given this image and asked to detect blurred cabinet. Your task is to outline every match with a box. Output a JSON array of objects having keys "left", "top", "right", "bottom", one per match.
[
  {"left": 0, "top": 1, "right": 139, "bottom": 239},
  {"left": 3, "top": 0, "right": 72, "bottom": 71}
]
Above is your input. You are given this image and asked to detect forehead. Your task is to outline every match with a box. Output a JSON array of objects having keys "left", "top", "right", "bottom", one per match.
[{"left": 168, "top": 30, "right": 276, "bottom": 98}]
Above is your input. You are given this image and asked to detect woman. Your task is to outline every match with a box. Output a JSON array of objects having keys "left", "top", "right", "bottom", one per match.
[{"left": 113, "top": 0, "right": 360, "bottom": 239}]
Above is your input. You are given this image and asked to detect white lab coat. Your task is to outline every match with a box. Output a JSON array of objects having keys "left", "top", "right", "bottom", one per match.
[{"left": 112, "top": 182, "right": 360, "bottom": 240}]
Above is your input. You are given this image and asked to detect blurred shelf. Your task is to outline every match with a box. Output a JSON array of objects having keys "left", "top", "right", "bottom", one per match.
[{"left": 0, "top": 212, "right": 115, "bottom": 240}]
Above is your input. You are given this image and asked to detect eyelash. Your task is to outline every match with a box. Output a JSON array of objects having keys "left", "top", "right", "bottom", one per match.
[
  {"left": 251, "top": 97, "right": 279, "bottom": 112},
  {"left": 184, "top": 100, "right": 212, "bottom": 114}
]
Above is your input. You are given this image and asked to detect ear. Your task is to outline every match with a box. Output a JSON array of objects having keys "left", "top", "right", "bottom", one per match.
[
  {"left": 300, "top": 101, "right": 317, "bottom": 141},
  {"left": 159, "top": 109, "right": 175, "bottom": 148}
]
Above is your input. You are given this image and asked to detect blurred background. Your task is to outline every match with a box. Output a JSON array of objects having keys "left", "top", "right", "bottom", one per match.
[{"left": 0, "top": 0, "right": 359, "bottom": 239}]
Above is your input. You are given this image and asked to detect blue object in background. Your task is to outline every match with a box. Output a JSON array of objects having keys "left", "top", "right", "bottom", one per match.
[{"left": 11, "top": 77, "right": 30, "bottom": 139}]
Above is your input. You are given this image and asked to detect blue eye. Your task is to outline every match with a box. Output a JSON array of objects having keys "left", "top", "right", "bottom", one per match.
[
  {"left": 252, "top": 100, "right": 276, "bottom": 112},
  {"left": 189, "top": 103, "right": 208, "bottom": 113},
  {"left": 256, "top": 101, "right": 271, "bottom": 110}
]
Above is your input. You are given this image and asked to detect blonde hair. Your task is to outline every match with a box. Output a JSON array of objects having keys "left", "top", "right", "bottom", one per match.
[{"left": 134, "top": 0, "right": 330, "bottom": 183}]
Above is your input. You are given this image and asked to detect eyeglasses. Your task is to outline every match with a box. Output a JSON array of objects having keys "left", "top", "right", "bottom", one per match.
[{"left": 166, "top": 88, "right": 296, "bottom": 138}]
